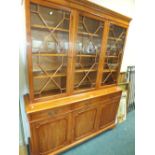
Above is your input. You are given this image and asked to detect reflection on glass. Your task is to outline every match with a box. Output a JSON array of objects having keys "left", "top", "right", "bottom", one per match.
[
  {"left": 101, "top": 24, "right": 126, "bottom": 86},
  {"left": 74, "top": 15, "right": 104, "bottom": 91},
  {"left": 30, "top": 3, "right": 70, "bottom": 98}
]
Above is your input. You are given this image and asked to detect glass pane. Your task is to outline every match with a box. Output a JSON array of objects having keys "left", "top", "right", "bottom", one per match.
[
  {"left": 30, "top": 3, "right": 70, "bottom": 98},
  {"left": 74, "top": 15, "right": 104, "bottom": 92},
  {"left": 101, "top": 24, "right": 126, "bottom": 86}
]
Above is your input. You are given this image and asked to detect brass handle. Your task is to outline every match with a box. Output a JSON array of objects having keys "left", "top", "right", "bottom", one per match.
[{"left": 48, "top": 111, "right": 56, "bottom": 116}]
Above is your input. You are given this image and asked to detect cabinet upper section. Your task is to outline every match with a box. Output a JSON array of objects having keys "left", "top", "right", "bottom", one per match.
[{"left": 25, "top": 0, "right": 131, "bottom": 103}]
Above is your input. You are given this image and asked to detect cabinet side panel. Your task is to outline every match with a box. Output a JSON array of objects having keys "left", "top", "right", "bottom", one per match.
[{"left": 25, "top": 0, "right": 34, "bottom": 101}]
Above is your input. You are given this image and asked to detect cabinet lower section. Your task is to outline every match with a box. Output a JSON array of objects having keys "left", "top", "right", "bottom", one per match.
[{"left": 26, "top": 88, "right": 122, "bottom": 155}]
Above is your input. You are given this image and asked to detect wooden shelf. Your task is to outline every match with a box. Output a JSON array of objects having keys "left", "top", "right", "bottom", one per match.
[
  {"left": 75, "top": 69, "right": 97, "bottom": 73},
  {"left": 103, "top": 69, "right": 117, "bottom": 73},
  {"left": 33, "top": 53, "right": 98, "bottom": 57},
  {"left": 74, "top": 87, "right": 95, "bottom": 94},
  {"left": 34, "top": 88, "right": 66, "bottom": 97},
  {"left": 33, "top": 72, "right": 66, "bottom": 79},
  {"left": 78, "top": 31, "right": 98, "bottom": 37},
  {"left": 101, "top": 82, "right": 116, "bottom": 85},
  {"left": 77, "top": 54, "right": 96, "bottom": 57},
  {"left": 31, "top": 24, "right": 69, "bottom": 33},
  {"left": 32, "top": 67, "right": 116, "bottom": 80},
  {"left": 108, "top": 37, "right": 122, "bottom": 41},
  {"left": 33, "top": 68, "right": 97, "bottom": 79},
  {"left": 33, "top": 53, "right": 97, "bottom": 57},
  {"left": 105, "top": 56, "right": 118, "bottom": 58},
  {"left": 74, "top": 81, "right": 96, "bottom": 86},
  {"left": 31, "top": 24, "right": 100, "bottom": 37},
  {"left": 33, "top": 53, "right": 67, "bottom": 57}
]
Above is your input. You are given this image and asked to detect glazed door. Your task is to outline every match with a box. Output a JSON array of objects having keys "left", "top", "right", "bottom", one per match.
[
  {"left": 30, "top": 3, "right": 71, "bottom": 99},
  {"left": 73, "top": 14, "right": 105, "bottom": 93},
  {"left": 31, "top": 113, "right": 71, "bottom": 155},
  {"left": 101, "top": 24, "right": 127, "bottom": 86},
  {"left": 72, "top": 103, "right": 98, "bottom": 141}
]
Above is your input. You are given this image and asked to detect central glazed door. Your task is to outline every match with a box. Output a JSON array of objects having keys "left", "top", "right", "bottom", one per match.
[{"left": 73, "top": 13, "right": 105, "bottom": 93}]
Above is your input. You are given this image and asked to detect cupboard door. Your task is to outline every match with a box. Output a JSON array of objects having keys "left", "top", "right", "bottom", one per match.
[
  {"left": 74, "top": 15, "right": 104, "bottom": 93},
  {"left": 72, "top": 104, "right": 98, "bottom": 140},
  {"left": 31, "top": 114, "right": 71, "bottom": 155},
  {"left": 101, "top": 24, "right": 127, "bottom": 86},
  {"left": 99, "top": 102, "right": 119, "bottom": 129},
  {"left": 30, "top": 3, "right": 70, "bottom": 99}
]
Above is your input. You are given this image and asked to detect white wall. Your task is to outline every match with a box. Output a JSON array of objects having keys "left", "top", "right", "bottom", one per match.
[
  {"left": 19, "top": 1, "right": 30, "bottom": 144},
  {"left": 88, "top": 0, "right": 135, "bottom": 71},
  {"left": 19, "top": 0, "right": 135, "bottom": 144},
  {"left": 88, "top": 0, "right": 134, "bottom": 17}
]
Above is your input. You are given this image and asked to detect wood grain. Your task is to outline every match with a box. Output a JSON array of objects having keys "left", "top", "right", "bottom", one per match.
[
  {"left": 48, "top": 123, "right": 116, "bottom": 155},
  {"left": 28, "top": 90, "right": 122, "bottom": 155},
  {"left": 24, "top": 0, "right": 130, "bottom": 154},
  {"left": 96, "top": 21, "right": 110, "bottom": 88},
  {"left": 25, "top": 0, "right": 34, "bottom": 102},
  {"left": 24, "top": 86, "right": 122, "bottom": 114}
]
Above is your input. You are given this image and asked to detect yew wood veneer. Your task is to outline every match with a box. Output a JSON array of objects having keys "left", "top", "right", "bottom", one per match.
[{"left": 24, "top": 0, "right": 131, "bottom": 154}]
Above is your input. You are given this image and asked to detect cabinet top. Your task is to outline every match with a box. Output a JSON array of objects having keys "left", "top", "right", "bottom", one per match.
[
  {"left": 30, "top": 0, "right": 132, "bottom": 24},
  {"left": 24, "top": 86, "right": 122, "bottom": 114},
  {"left": 69, "top": 0, "right": 132, "bottom": 22}
]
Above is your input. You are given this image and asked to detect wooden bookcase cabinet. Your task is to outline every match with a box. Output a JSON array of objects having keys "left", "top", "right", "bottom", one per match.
[
  {"left": 24, "top": 0, "right": 131, "bottom": 154},
  {"left": 25, "top": 88, "right": 122, "bottom": 155}
]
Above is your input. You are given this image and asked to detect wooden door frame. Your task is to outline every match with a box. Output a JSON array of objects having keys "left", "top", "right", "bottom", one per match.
[{"left": 96, "top": 20, "right": 110, "bottom": 88}]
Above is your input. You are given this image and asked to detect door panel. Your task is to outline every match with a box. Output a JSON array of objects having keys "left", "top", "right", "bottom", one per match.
[
  {"left": 33, "top": 114, "right": 70, "bottom": 155},
  {"left": 73, "top": 106, "right": 98, "bottom": 140},
  {"left": 99, "top": 102, "right": 119, "bottom": 128}
]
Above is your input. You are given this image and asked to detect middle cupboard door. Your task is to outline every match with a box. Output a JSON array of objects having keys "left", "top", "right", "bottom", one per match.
[{"left": 72, "top": 102, "right": 98, "bottom": 141}]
